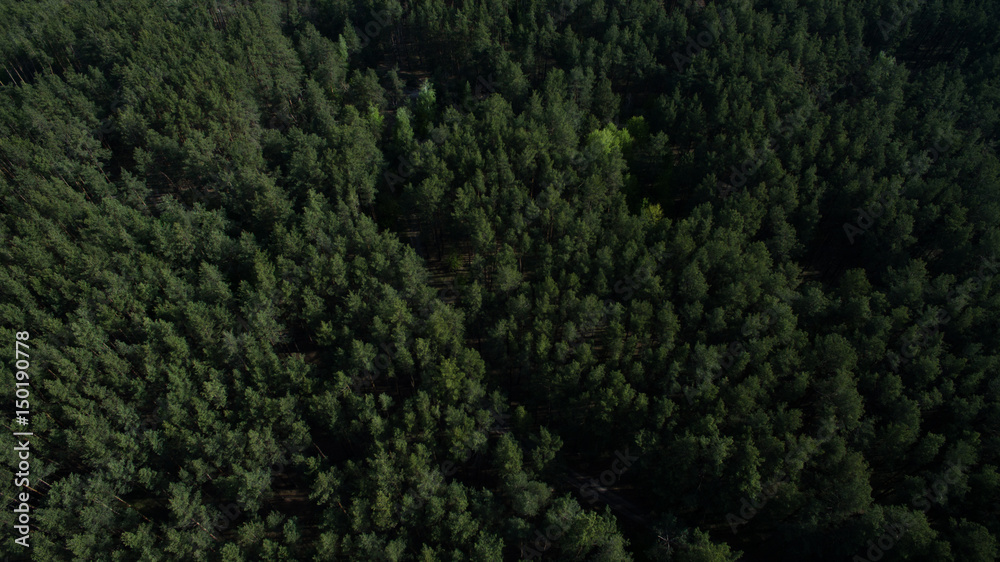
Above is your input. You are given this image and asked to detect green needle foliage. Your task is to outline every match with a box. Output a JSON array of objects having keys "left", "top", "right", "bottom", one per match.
[{"left": 1, "top": 0, "right": 999, "bottom": 560}]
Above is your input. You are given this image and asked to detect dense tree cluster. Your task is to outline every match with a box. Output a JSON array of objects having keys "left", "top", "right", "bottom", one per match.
[{"left": 1, "top": 0, "right": 999, "bottom": 560}]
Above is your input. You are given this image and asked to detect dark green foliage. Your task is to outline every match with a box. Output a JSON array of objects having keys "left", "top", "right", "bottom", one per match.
[{"left": 2, "top": 0, "right": 1000, "bottom": 560}]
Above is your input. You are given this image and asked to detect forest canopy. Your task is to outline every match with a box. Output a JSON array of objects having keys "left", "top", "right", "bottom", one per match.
[{"left": 1, "top": 0, "right": 999, "bottom": 560}]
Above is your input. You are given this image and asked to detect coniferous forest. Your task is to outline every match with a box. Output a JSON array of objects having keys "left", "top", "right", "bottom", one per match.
[{"left": 1, "top": 0, "right": 999, "bottom": 560}]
